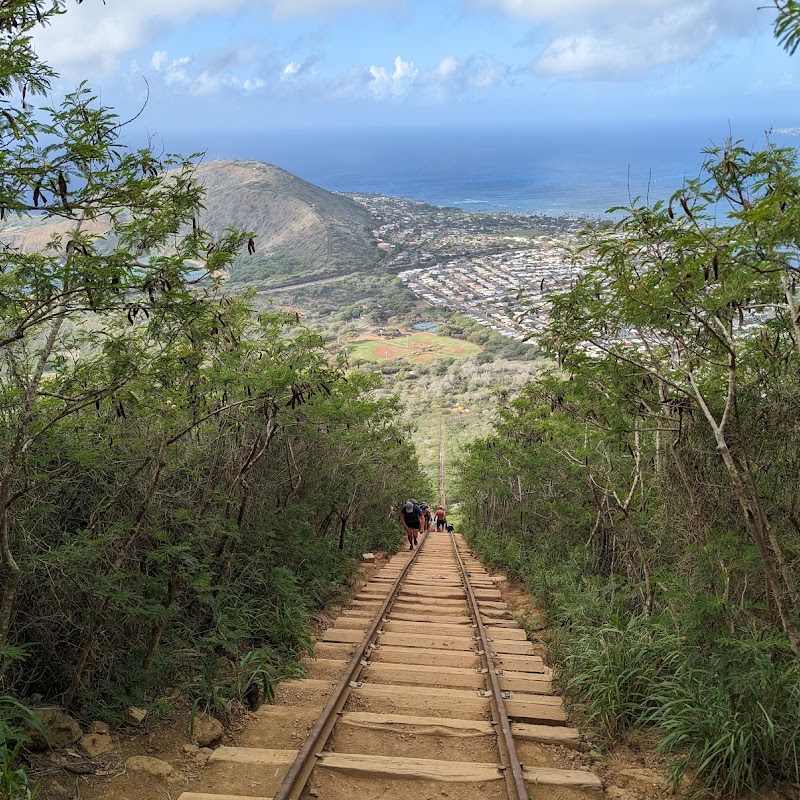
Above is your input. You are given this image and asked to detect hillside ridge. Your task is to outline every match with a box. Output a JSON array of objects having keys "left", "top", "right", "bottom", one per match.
[{"left": 192, "top": 159, "right": 381, "bottom": 287}]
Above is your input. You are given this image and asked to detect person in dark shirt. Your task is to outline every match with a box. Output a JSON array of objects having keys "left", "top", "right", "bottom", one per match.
[
  {"left": 419, "top": 501, "right": 432, "bottom": 534},
  {"left": 400, "top": 498, "right": 422, "bottom": 549}
]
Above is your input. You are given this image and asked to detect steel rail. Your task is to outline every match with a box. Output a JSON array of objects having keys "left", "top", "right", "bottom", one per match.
[
  {"left": 439, "top": 417, "right": 446, "bottom": 509},
  {"left": 449, "top": 531, "right": 529, "bottom": 800},
  {"left": 272, "top": 534, "right": 424, "bottom": 800}
]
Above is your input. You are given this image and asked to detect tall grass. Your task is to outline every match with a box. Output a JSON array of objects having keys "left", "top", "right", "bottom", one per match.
[
  {"left": 554, "top": 615, "right": 681, "bottom": 742},
  {"left": 649, "top": 638, "right": 800, "bottom": 796},
  {"left": 464, "top": 524, "right": 800, "bottom": 797}
]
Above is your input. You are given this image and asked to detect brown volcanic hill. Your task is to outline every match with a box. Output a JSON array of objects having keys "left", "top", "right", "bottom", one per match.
[
  {"left": 193, "top": 160, "right": 380, "bottom": 286},
  {"left": 1, "top": 159, "right": 380, "bottom": 289}
]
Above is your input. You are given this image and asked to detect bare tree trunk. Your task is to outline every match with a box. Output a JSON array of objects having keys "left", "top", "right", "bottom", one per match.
[{"left": 690, "top": 376, "right": 800, "bottom": 655}]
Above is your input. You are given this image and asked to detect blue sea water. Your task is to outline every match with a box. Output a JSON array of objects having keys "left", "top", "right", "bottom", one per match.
[{"left": 164, "top": 121, "right": 794, "bottom": 218}]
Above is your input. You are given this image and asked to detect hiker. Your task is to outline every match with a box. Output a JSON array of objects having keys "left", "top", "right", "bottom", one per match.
[
  {"left": 435, "top": 506, "right": 447, "bottom": 531},
  {"left": 400, "top": 498, "right": 422, "bottom": 549},
  {"left": 420, "top": 501, "right": 432, "bottom": 534}
]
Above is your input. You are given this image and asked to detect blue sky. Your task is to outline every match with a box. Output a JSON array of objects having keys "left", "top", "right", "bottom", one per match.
[{"left": 33, "top": 0, "right": 797, "bottom": 136}]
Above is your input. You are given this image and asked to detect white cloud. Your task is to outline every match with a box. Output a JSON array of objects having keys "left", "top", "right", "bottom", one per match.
[
  {"left": 34, "top": 0, "right": 247, "bottom": 77},
  {"left": 419, "top": 55, "right": 509, "bottom": 91},
  {"left": 144, "top": 49, "right": 265, "bottom": 96},
  {"left": 267, "top": 0, "right": 400, "bottom": 19},
  {"left": 150, "top": 51, "right": 169, "bottom": 72},
  {"left": 280, "top": 56, "right": 320, "bottom": 81},
  {"left": 369, "top": 56, "right": 419, "bottom": 98},
  {"left": 471, "top": 0, "right": 764, "bottom": 79},
  {"left": 282, "top": 61, "right": 302, "bottom": 79},
  {"left": 432, "top": 55, "right": 461, "bottom": 82}
]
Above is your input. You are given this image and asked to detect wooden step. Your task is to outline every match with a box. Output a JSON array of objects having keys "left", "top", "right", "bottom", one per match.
[
  {"left": 389, "top": 611, "right": 472, "bottom": 624},
  {"left": 385, "top": 620, "right": 475, "bottom": 637},
  {"left": 512, "top": 722, "right": 581, "bottom": 748},
  {"left": 392, "top": 601, "right": 469, "bottom": 615},
  {"left": 316, "top": 752, "right": 501, "bottom": 782},
  {"left": 321, "top": 628, "right": 366, "bottom": 644},
  {"left": 316, "top": 752, "right": 602, "bottom": 791},
  {"left": 339, "top": 711, "right": 494, "bottom": 738},
  {"left": 493, "top": 654, "right": 548, "bottom": 673},
  {"left": 524, "top": 766, "right": 603, "bottom": 792},
  {"left": 377, "top": 631, "right": 476, "bottom": 651},
  {"left": 505, "top": 697, "right": 566, "bottom": 726},
  {"left": 372, "top": 644, "right": 480, "bottom": 669},
  {"left": 499, "top": 671, "right": 553, "bottom": 694},
  {"left": 362, "top": 661, "right": 484, "bottom": 689},
  {"left": 340, "top": 712, "right": 581, "bottom": 747},
  {"left": 352, "top": 682, "right": 490, "bottom": 714}
]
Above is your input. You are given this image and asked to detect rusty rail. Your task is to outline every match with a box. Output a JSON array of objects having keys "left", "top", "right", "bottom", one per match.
[
  {"left": 439, "top": 417, "right": 446, "bottom": 509},
  {"left": 271, "top": 537, "right": 423, "bottom": 800},
  {"left": 449, "top": 531, "right": 529, "bottom": 800}
]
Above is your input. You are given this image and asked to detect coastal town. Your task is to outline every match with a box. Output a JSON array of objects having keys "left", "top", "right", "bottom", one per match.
[{"left": 348, "top": 193, "right": 595, "bottom": 341}]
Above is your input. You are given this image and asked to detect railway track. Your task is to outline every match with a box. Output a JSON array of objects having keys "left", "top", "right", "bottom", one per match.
[{"left": 178, "top": 531, "right": 602, "bottom": 800}]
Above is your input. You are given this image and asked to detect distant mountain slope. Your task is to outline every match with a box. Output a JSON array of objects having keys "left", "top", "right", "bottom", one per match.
[
  {"left": 1, "top": 159, "right": 381, "bottom": 290},
  {"left": 193, "top": 160, "right": 380, "bottom": 286}
]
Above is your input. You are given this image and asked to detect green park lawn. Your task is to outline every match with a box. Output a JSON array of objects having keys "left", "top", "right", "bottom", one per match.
[{"left": 349, "top": 332, "right": 482, "bottom": 363}]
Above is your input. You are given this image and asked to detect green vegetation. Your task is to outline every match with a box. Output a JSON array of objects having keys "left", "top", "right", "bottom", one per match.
[
  {"left": 0, "top": 3, "right": 428, "bottom": 788},
  {"left": 349, "top": 331, "right": 482, "bottom": 363},
  {"left": 456, "top": 138, "right": 800, "bottom": 796}
]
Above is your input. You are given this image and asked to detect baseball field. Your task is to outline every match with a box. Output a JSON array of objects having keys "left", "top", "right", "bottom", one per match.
[{"left": 349, "top": 332, "right": 481, "bottom": 363}]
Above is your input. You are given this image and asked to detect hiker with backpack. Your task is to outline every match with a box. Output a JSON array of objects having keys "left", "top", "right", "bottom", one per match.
[
  {"left": 420, "top": 501, "right": 432, "bottom": 534},
  {"left": 400, "top": 499, "right": 423, "bottom": 549}
]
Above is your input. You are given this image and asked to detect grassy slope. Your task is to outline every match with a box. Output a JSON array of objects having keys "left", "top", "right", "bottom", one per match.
[{"left": 194, "top": 160, "right": 381, "bottom": 286}]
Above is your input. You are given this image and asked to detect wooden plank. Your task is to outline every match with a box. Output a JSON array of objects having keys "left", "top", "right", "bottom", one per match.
[
  {"left": 474, "top": 600, "right": 508, "bottom": 610},
  {"left": 512, "top": 723, "right": 581, "bottom": 748},
  {"left": 524, "top": 766, "right": 603, "bottom": 793},
  {"left": 208, "top": 748, "right": 297, "bottom": 766},
  {"left": 334, "top": 617, "right": 370, "bottom": 631},
  {"left": 322, "top": 628, "right": 366, "bottom": 644},
  {"left": 398, "top": 587, "right": 466, "bottom": 600},
  {"left": 389, "top": 611, "right": 471, "bottom": 624},
  {"left": 480, "top": 607, "right": 514, "bottom": 619},
  {"left": 492, "top": 654, "right": 547, "bottom": 673},
  {"left": 394, "top": 600, "right": 468, "bottom": 611},
  {"left": 473, "top": 589, "right": 504, "bottom": 600},
  {"left": 392, "top": 601, "right": 468, "bottom": 615},
  {"left": 317, "top": 752, "right": 502, "bottom": 783},
  {"left": 490, "top": 639, "right": 536, "bottom": 656},
  {"left": 385, "top": 620, "right": 474, "bottom": 637},
  {"left": 340, "top": 712, "right": 494, "bottom": 738},
  {"left": 354, "top": 683, "right": 488, "bottom": 713},
  {"left": 373, "top": 645, "right": 479, "bottom": 669},
  {"left": 313, "top": 642, "right": 356, "bottom": 659},
  {"left": 505, "top": 698, "right": 566, "bottom": 726},
  {"left": 498, "top": 672, "right": 553, "bottom": 694},
  {"left": 362, "top": 661, "right": 484, "bottom": 689},
  {"left": 378, "top": 631, "right": 476, "bottom": 651},
  {"left": 484, "top": 626, "right": 527, "bottom": 641}
]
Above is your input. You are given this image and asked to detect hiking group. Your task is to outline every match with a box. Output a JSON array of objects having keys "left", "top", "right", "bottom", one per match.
[{"left": 400, "top": 500, "right": 448, "bottom": 549}]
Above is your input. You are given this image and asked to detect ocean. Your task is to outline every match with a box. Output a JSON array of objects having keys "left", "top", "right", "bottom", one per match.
[{"left": 163, "top": 121, "right": 794, "bottom": 218}]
